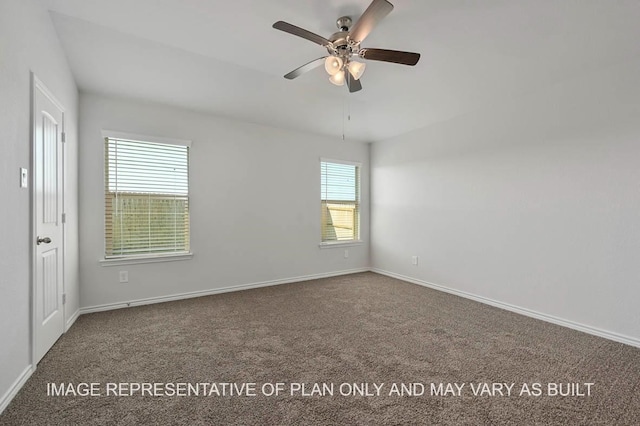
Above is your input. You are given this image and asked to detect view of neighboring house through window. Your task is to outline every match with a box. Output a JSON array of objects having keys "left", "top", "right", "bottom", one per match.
[
  {"left": 104, "top": 136, "right": 190, "bottom": 258},
  {"left": 321, "top": 159, "right": 360, "bottom": 242}
]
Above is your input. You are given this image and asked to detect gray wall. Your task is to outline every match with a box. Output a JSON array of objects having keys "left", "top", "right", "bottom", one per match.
[
  {"left": 0, "top": 0, "right": 79, "bottom": 410},
  {"left": 371, "top": 57, "right": 640, "bottom": 344},
  {"left": 79, "top": 93, "right": 370, "bottom": 309}
]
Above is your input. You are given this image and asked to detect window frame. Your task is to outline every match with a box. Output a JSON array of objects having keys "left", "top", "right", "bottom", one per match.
[
  {"left": 319, "top": 157, "right": 363, "bottom": 247},
  {"left": 100, "top": 130, "right": 193, "bottom": 266}
]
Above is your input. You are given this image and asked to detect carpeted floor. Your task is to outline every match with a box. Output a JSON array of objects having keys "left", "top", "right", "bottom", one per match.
[{"left": 2, "top": 272, "right": 639, "bottom": 425}]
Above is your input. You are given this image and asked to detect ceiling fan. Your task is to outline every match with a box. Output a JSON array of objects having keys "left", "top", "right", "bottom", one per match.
[{"left": 272, "top": 0, "right": 420, "bottom": 93}]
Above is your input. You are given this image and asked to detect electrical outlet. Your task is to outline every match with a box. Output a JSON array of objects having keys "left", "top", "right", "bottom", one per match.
[
  {"left": 119, "top": 271, "right": 129, "bottom": 283},
  {"left": 344, "top": 249, "right": 349, "bottom": 259},
  {"left": 412, "top": 256, "right": 419, "bottom": 266}
]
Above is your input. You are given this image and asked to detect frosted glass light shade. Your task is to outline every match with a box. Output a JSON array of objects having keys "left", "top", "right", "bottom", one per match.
[
  {"left": 329, "top": 70, "right": 345, "bottom": 86},
  {"left": 348, "top": 61, "right": 366, "bottom": 80},
  {"left": 324, "top": 56, "right": 343, "bottom": 76}
]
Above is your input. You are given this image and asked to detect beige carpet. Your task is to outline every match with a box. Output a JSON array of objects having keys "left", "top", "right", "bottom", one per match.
[{"left": 2, "top": 272, "right": 639, "bottom": 425}]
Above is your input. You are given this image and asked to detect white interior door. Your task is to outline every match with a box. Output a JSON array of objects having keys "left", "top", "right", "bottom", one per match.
[{"left": 33, "top": 77, "right": 65, "bottom": 364}]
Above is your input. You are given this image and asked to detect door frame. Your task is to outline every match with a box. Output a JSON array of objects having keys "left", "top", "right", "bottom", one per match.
[{"left": 30, "top": 72, "right": 66, "bottom": 367}]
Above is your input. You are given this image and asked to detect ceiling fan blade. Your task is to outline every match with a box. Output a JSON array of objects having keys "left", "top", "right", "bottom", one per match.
[
  {"left": 359, "top": 48, "right": 420, "bottom": 66},
  {"left": 273, "top": 21, "right": 331, "bottom": 47},
  {"left": 345, "top": 71, "right": 362, "bottom": 93},
  {"left": 284, "top": 57, "right": 327, "bottom": 79},
  {"left": 347, "top": 0, "right": 394, "bottom": 45}
]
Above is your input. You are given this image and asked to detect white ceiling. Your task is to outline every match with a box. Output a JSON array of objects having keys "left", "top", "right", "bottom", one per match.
[{"left": 43, "top": 0, "right": 640, "bottom": 142}]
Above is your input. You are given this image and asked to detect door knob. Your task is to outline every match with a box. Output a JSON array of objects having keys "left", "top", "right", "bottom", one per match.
[{"left": 37, "top": 237, "right": 52, "bottom": 245}]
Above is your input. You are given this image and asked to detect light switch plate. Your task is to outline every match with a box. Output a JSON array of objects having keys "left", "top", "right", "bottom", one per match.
[{"left": 20, "top": 168, "right": 28, "bottom": 188}]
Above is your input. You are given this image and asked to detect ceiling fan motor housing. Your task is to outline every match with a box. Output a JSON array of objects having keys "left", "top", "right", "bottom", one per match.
[{"left": 328, "top": 17, "right": 359, "bottom": 60}]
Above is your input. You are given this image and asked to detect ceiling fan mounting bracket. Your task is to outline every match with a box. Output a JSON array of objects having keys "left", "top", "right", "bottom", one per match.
[{"left": 336, "top": 16, "right": 352, "bottom": 31}]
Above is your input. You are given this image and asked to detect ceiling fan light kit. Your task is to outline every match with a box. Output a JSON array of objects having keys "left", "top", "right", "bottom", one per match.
[
  {"left": 329, "top": 70, "right": 346, "bottom": 86},
  {"left": 324, "top": 56, "right": 344, "bottom": 76},
  {"left": 348, "top": 61, "right": 366, "bottom": 80},
  {"left": 273, "top": 0, "right": 420, "bottom": 93}
]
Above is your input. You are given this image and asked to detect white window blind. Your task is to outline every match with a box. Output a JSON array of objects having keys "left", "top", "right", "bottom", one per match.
[
  {"left": 105, "top": 137, "right": 190, "bottom": 258},
  {"left": 321, "top": 160, "right": 360, "bottom": 242}
]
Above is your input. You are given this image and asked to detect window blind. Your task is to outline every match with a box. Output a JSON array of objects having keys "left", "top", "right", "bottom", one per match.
[
  {"left": 321, "top": 160, "right": 360, "bottom": 242},
  {"left": 105, "top": 137, "right": 190, "bottom": 258}
]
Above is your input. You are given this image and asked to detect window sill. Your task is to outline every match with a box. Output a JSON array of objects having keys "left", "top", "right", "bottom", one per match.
[
  {"left": 318, "top": 241, "right": 364, "bottom": 248},
  {"left": 100, "top": 252, "right": 193, "bottom": 266}
]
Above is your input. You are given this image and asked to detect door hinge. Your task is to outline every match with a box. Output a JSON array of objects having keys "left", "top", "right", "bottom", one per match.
[
  {"left": 62, "top": 213, "right": 66, "bottom": 224},
  {"left": 62, "top": 294, "right": 66, "bottom": 305},
  {"left": 61, "top": 132, "right": 66, "bottom": 143}
]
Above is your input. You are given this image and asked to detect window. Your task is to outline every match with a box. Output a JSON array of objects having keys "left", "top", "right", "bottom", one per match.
[
  {"left": 104, "top": 135, "right": 190, "bottom": 259},
  {"left": 321, "top": 159, "right": 360, "bottom": 243}
]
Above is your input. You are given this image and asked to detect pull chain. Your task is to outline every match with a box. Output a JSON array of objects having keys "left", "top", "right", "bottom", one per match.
[
  {"left": 342, "top": 96, "right": 351, "bottom": 141},
  {"left": 342, "top": 97, "right": 345, "bottom": 140}
]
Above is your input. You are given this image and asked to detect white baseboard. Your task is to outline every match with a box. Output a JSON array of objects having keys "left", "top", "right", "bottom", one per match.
[
  {"left": 65, "top": 309, "right": 80, "bottom": 332},
  {"left": 372, "top": 268, "right": 640, "bottom": 349},
  {"left": 0, "top": 365, "right": 33, "bottom": 415},
  {"left": 80, "top": 268, "right": 370, "bottom": 315}
]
